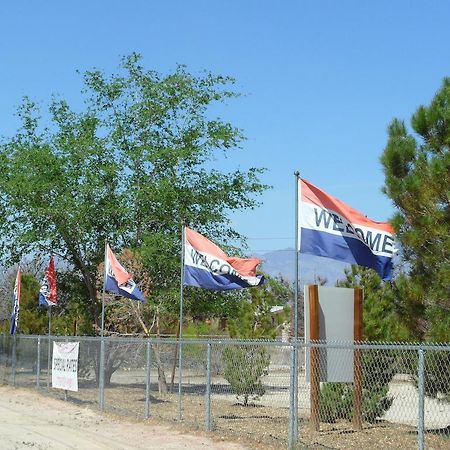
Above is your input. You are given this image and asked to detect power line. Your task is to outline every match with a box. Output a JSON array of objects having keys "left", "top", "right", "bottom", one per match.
[
  {"left": 248, "top": 249, "right": 296, "bottom": 253},
  {"left": 245, "top": 237, "right": 293, "bottom": 240}
]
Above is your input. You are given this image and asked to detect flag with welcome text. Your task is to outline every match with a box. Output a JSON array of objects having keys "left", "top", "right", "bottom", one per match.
[
  {"left": 10, "top": 268, "right": 21, "bottom": 335},
  {"left": 298, "top": 178, "right": 396, "bottom": 281},
  {"left": 184, "top": 227, "right": 264, "bottom": 290},
  {"left": 39, "top": 256, "right": 57, "bottom": 307},
  {"left": 104, "top": 244, "right": 145, "bottom": 301}
]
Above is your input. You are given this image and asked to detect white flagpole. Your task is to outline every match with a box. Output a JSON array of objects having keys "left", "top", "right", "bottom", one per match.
[{"left": 178, "top": 223, "right": 185, "bottom": 421}]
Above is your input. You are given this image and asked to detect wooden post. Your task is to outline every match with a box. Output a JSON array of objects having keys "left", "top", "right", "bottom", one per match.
[
  {"left": 309, "top": 284, "right": 320, "bottom": 432},
  {"left": 353, "top": 288, "right": 363, "bottom": 430}
]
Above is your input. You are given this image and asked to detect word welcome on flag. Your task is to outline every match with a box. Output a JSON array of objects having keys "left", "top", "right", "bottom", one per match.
[
  {"left": 298, "top": 179, "right": 395, "bottom": 280},
  {"left": 184, "top": 227, "right": 264, "bottom": 290}
]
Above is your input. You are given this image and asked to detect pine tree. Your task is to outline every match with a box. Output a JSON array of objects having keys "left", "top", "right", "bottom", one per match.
[{"left": 380, "top": 78, "right": 450, "bottom": 341}]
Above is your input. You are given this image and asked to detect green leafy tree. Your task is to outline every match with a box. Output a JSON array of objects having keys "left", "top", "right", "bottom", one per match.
[
  {"left": 50, "top": 270, "right": 95, "bottom": 336},
  {"left": 227, "top": 275, "right": 291, "bottom": 339},
  {"left": 0, "top": 54, "right": 267, "bottom": 330},
  {"left": 0, "top": 270, "right": 46, "bottom": 335},
  {"left": 380, "top": 78, "right": 450, "bottom": 342}
]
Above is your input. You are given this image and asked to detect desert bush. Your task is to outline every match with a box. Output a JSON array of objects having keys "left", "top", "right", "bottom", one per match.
[
  {"left": 223, "top": 344, "right": 270, "bottom": 406},
  {"left": 319, "top": 350, "right": 395, "bottom": 423}
]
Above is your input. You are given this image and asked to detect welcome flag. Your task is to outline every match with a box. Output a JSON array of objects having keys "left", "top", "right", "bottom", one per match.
[
  {"left": 184, "top": 227, "right": 264, "bottom": 290},
  {"left": 10, "top": 268, "right": 21, "bottom": 335},
  {"left": 39, "top": 256, "right": 57, "bottom": 307},
  {"left": 104, "top": 244, "right": 145, "bottom": 301},
  {"left": 298, "top": 178, "right": 395, "bottom": 281}
]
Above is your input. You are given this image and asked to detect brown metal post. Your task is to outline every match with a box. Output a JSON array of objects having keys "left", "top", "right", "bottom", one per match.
[
  {"left": 309, "top": 284, "right": 320, "bottom": 432},
  {"left": 353, "top": 288, "right": 363, "bottom": 430}
]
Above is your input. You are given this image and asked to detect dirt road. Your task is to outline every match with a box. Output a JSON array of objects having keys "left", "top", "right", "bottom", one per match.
[{"left": 0, "top": 386, "right": 248, "bottom": 450}]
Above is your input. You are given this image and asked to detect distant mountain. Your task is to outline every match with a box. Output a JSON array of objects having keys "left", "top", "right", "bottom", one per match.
[{"left": 254, "top": 248, "right": 350, "bottom": 286}]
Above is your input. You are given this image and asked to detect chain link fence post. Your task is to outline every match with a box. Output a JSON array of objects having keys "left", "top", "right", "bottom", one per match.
[
  {"left": 417, "top": 347, "right": 425, "bottom": 450},
  {"left": 47, "top": 335, "right": 51, "bottom": 389},
  {"left": 12, "top": 335, "right": 17, "bottom": 387},
  {"left": 99, "top": 337, "right": 105, "bottom": 411},
  {"left": 145, "top": 340, "right": 152, "bottom": 419},
  {"left": 36, "top": 336, "right": 41, "bottom": 390},
  {"left": 1, "top": 333, "right": 6, "bottom": 383},
  {"left": 64, "top": 337, "right": 69, "bottom": 401},
  {"left": 178, "top": 339, "right": 183, "bottom": 422},
  {"left": 288, "top": 343, "right": 298, "bottom": 449},
  {"left": 205, "top": 342, "right": 212, "bottom": 432}
]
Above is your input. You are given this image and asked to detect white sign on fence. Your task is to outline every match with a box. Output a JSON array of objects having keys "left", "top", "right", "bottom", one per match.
[{"left": 52, "top": 342, "right": 79, "bottom": 392}]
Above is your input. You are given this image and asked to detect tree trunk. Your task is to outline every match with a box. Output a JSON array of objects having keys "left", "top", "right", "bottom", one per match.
[
  {"left": 136, "top": 307, "right": 168, "bottom": 394},
  {"left": 152, "top": 344, "right": 168, "bottom": 393}
]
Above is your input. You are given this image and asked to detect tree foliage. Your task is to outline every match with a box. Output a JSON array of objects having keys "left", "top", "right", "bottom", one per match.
[
  {"left": 0, "top": 54, "right": 267, "bottom": 330},
  {"left": 337, "top": 265, "right": 418, "bottom": 341},
  {"left": 0, "top": 272, "right": 47, "bottom": 335},
  {"left": 380, "top": 78, "right": 450, "bottom": 341},
  {"left": 227, "top": 275, "right": 291, "bottom": 339}
]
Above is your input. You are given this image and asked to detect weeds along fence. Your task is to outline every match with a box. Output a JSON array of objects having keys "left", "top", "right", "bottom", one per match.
[{"left": 0, "top": 334, "right": 449, "bottom": 450}]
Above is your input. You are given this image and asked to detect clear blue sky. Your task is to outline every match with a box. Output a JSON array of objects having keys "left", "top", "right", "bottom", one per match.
[{"left": 1, "top": 1, "right": 449, "bottom": 253}]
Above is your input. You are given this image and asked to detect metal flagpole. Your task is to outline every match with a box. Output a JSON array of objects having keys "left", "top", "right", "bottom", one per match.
[
  {"left": 293, "top": 171, "right": 301, "bottom": 444},
  {"left": 99, "top": 239, "right": 107, "bottom": 410},
  {"left": 294, "top": 170, "right": 300, "bottom": 341},
  {"left": 178, "top": 223, "right": 185, "bottom": 421},
  {"left": 101, "top": 239, "right": 108, "bottom": 337}
]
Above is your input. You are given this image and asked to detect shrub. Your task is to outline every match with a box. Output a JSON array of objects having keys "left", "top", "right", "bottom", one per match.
[
  {"left": 319, "top": 383, "right": 352, "bottom": 422},
  {"left": 319, "top": 350, "right": 395, "bottom": 423},
  {"left": 223, "top": 344, "right": 270, "bottom": 406}
]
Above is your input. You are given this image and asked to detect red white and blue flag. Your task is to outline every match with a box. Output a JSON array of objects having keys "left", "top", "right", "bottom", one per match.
[
  {"left": 183, "top": 227, "right": 264, "bottom": 290},
  {"left": 39, "top": 256, "right": 57, "bottom": 307},
  {"left": 10, "top": 268, "right": 21, "bottom": 335},
  {"left": 104, "top": 244, "right": 145, "bottom": 302},
  {"left": 298, "top": 179, "right": 396, "bottom": 281}
]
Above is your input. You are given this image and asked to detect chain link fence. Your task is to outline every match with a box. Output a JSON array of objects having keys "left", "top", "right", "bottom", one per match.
[{"left": 1, "top": 334, "right": 449, "bottom": 449}]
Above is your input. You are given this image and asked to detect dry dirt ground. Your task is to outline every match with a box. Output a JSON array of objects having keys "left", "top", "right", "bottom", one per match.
[
  {"left": 0, "top": 386, "right": 249, "bottom": 450},
  {"left": 2, "top": 374, "right": 450, "bottom": 450}
]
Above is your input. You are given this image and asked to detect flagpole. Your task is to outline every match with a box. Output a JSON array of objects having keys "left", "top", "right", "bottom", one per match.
[
  {"left": 99, "top": 239, "right": 107, "bottom": 410},
  {"left": 101, "top": 239, "right": 107, "bottom": 338},
  {"left": 293, "top": 170, "right": 301, "bottom": 445},
  {"left": 178, "top": 223, "right": 185, "bottom": 421},
  {"left": 294, "top": 170, "right": 300, "bottom": 340}
]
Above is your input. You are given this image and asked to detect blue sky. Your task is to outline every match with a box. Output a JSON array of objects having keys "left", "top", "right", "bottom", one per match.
[{"left": 1, "top": 1, "right": 449, "bottom": 255}]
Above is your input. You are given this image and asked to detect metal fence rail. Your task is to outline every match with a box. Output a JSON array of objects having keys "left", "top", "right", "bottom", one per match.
[{"left": 0, "top": 334, "right": 449, "bottom": 449}]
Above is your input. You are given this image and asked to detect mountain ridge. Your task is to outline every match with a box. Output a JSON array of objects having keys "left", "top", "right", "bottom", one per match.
[{"left": 254, "top": 248, "right": 350, "bottom": 286}]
